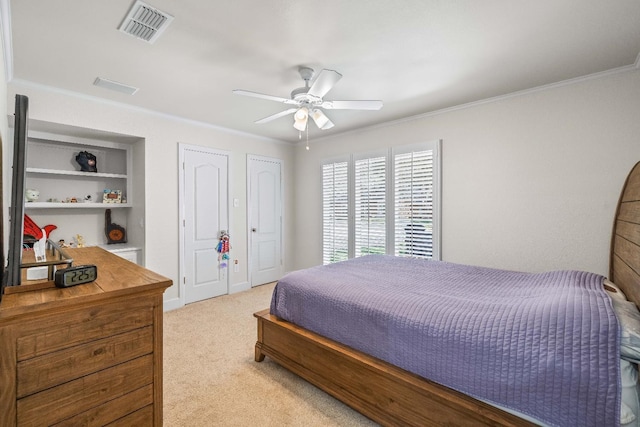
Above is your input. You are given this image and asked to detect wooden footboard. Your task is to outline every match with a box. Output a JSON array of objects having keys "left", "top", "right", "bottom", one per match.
[{"left": 254, "top": 309, "right": 535, "bottom": 427}]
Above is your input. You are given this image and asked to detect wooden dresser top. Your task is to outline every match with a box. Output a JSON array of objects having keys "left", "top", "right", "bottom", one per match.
[{"left": 0, "top": 246, "right": 172, "bottom": 322}]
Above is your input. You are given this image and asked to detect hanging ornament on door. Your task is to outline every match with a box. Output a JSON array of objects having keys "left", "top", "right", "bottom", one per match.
[{"left": 216, "top": 230, "right": 230, "bottom": 268}]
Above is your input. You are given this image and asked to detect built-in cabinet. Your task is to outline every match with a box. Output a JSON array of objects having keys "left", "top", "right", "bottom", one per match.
[
  {"left": 18, "top": 119, "right": 145, "bottom": 265},
  {"left": 105, "top": 245, "right": 142, "bottom": 265}
]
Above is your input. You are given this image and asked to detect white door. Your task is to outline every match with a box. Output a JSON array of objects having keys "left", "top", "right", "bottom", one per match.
[
  {"left": 248, "top": 155, "right": 283, "bottom": 286},
  {"left": 182, "top": 145, "right": 229, "bottom": 304}
]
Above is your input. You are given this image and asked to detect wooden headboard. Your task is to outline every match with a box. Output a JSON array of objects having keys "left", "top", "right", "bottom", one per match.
[{"left": 610, "top": 161, "right": 640, "bottom": 306}]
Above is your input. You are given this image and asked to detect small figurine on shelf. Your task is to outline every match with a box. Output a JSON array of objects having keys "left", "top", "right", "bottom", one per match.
[
  {"left": 57, "top": 239, "right": 75, "bottom": 248},
  {"left": 25, "top": 188, "right": 39, "bottom": 202},
  {"left": 75, "top": 151, "right": 97, "bottom": 172},
  {"left": 75, "top": 234, "right": 86, "bottom": 248},
  {"left": 84, "top": 194, "right": 93, "bottom": 203},
  {"left": 105, "top": 209, "right": 127, "bottom": 244}
]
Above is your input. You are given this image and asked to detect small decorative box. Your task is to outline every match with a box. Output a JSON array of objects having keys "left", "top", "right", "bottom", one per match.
[{"left": 103, "top": 189, "right": 122, "bottom": 203}]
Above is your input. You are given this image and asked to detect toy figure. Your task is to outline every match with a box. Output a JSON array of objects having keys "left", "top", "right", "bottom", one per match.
[
  {"left": 25, "top": 188, "right": 39, "bottom": 202},
  {"left": 216, "top": 230, "right": 230, "bottom": 268},
  {"left": 75, "top": 151, "right": 97, "bottom": 172},
  {"left": 23, "top": 214, "right": 57, "bottom": 262}
]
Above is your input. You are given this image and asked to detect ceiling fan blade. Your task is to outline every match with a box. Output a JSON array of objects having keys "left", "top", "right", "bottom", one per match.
[
  {"left": 310, "top": 109, "right": 334, "bottom": 130},
  {"left": 255, "top": 108, "right": 299, "bottom": 124},
  {"left": 307, "top": 69, "right": 342, "bottom": 99},
  {"left": 233, "top": 89, "right": 298, "bottom": 105},
  {"left": 321, "top": 100, "right": 383, "bottom": 110}
]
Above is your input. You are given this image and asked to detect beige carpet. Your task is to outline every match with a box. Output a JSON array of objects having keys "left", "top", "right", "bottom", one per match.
[{"left": 163, "top": 283, "right": 378, "bottom": 426}]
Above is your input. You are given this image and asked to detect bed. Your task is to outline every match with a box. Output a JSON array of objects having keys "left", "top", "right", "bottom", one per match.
[{"left": 254, "top": 161, "right": 640, "bottom": 426}]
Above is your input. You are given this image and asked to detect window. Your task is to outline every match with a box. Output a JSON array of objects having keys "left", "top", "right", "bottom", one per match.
[
  {"left": 322, "top": 161, "right": 349, "bottom": 264},
  {"left": 394, "top": 149, "right": 435, "bottom": 258},
  {"left": 322, "top": 140, "right": 441, "bottom": 264},
  {"left": 354, "top": 156, "right": 386, "bottom": 257}
]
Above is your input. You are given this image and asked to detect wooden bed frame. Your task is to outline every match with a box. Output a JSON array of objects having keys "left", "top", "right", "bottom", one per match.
[{"left": 254, "top": 161, "right": 640, "bottom": 426}]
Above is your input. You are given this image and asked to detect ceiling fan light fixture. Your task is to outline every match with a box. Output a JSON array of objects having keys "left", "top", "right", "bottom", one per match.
[
  {"left": 293, "top": 107, "right": 308, "bottom": 131},
  {"left": 311, "top": 109, "right": 330, "bottom": 129},
  {"left": 293, "top": 117, "right": 307, "bottom": 131},
  {"left": 294, "top": 107, "right": 308, "bottom": 121}
]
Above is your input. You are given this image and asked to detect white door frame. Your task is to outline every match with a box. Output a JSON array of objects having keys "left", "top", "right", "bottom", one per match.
[
  {"left": 247, "top": 154, "right": 284, "bottom": 287},
  {"left": 178, "top": 143, "right": 230, "bottom": 307}
]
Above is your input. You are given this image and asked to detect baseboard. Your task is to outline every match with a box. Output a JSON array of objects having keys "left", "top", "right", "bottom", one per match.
[
  {"left": 229, "top": 281, "right": 250, "bottom": 294},
  {"left": 164, "top": 280, "right": 252, "bottom": 310},
  {"left": 163, "top": 296, "right": 182, "bottom": 312}
]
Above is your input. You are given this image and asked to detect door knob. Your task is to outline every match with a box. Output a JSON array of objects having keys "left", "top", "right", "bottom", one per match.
[{"left": 252, "top": 228, "right": 257, "bottom": 232}]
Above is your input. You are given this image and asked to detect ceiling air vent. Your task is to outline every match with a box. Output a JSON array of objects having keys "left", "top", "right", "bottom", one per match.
[
  {"left": 94, "top": 77, "right": 139, "bottom": 95},
  {"left": 119, "top": 1, "right": 174, "bottom": 44}
]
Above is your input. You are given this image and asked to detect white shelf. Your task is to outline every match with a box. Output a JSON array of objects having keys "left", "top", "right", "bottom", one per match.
[
  {"left": 25, "top": 202, "right": 130, "bottom": 209},
  {"left": 27, "top": 167, "right": 127, "bottom": 179}
]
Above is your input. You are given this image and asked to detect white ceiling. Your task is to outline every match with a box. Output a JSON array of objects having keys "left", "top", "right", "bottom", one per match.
[{"left": 7, "top": 0, "right": 640, "bottom": 143}]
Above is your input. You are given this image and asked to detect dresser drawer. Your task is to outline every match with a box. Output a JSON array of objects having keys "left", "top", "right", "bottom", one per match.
[
  {"left": 17, "top": 326, "right": 153, "bottom": 398},
  {"left": 17, "top": 354, "right": 153, "bottom": 426},
  {"left": 104, "top": 404, "right": 154, "bottom": 427},
  {"left": 50, "top": 385, "right": 153, "bottom": 427},
  {"left": 17, "top": 299, "right": 154, "bottom": 360}
]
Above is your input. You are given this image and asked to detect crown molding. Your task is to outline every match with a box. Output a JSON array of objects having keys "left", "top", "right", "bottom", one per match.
[
  {"left": 9, "top": 78, "right": 293, "bottom": 145},
  {"left": 308, "top": 63, "right": 640, "bottom": 147}
]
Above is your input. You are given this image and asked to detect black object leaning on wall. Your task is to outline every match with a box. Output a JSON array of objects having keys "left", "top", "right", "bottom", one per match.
[{"left": 2, "top": 94, "right": 30, "bottom": 298}]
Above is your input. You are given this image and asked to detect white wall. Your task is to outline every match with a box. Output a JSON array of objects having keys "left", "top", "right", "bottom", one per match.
[
  {"left": 6, "top": 82, "right": 295, "bottom": 307},
  {"left": 293, "top": 69, "right": 640, "bottom": 277},
  {"left": 0, "top": 6, "right": 9, "bottom": 262}
]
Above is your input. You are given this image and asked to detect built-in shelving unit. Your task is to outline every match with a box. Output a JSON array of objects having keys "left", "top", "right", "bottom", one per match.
[
  {"left": 14, "top": 119, "right": 146, "bottom": 265},
  {"left": 24, "top": 130, "right": 132, "bottom": 208}
]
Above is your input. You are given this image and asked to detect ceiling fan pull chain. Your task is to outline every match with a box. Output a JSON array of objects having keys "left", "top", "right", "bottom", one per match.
[{"left": 306, "top": 125, "right": 310, "bottom": 151}]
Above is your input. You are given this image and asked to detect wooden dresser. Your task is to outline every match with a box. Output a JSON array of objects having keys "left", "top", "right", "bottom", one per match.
[{"left": 0, "top": 247, "right": 172, "bottom": 426}]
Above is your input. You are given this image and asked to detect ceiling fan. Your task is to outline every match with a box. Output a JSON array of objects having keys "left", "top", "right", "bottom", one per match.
[{"left": 233, "top": 67, "right": 383, "bottom": 133}]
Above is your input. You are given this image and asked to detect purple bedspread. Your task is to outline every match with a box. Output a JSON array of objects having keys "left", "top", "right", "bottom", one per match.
[{"left": 270, "top": 255, "right": 620, "bottom": 426}]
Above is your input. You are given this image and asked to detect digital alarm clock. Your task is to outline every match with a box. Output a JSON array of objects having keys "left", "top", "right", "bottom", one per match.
[{"left": 54, "top": 265, "right": 98, "bottom": 288}]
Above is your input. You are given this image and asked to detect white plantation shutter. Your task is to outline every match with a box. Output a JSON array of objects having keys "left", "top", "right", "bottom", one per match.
[
  {"left": 354, "top": 156, "right": 386, "bottom": 257},
  {"left": 394, "top": 149, "right": 434, "bottom": 258},
  {"left": 323, "top": 161, "right": 349, "bottom": 264},
  {"left": 321, "top": 141, "right": 440, "bottom": 264}
]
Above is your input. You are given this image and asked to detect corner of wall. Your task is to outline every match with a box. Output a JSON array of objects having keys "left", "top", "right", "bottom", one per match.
[{"left": 0, "top": 0, "right": 10, "bottom": 263}]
